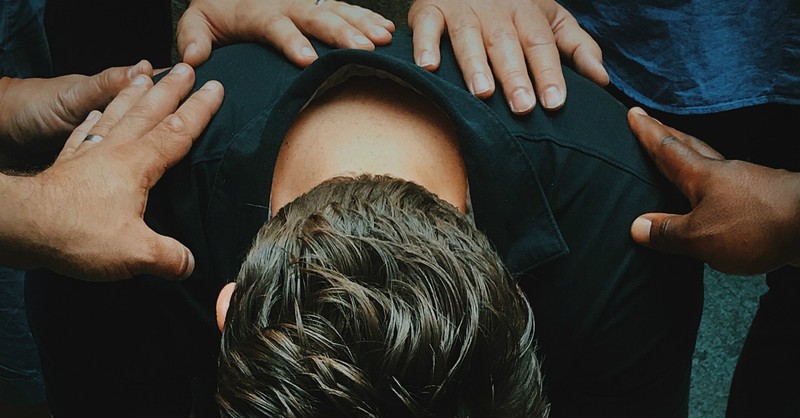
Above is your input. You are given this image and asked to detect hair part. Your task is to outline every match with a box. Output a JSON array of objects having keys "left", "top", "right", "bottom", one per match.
[{"left": 218, "top": 174, "right": 549, "bottom": 417}]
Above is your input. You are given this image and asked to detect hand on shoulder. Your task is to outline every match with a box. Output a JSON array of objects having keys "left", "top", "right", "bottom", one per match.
[
  {"left": 628, "top": 107, "right": 800, "bottom": 275},
  {"left": 177, "top": 0, "right": 395, "bottom": 68},
  {"left": 0, "top": 64, "right": 224, "bottom": 282}
]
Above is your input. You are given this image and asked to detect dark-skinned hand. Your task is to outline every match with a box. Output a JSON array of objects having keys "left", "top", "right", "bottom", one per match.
[{"left": 628, "top": 107, "right": 800, "bottom": 275}]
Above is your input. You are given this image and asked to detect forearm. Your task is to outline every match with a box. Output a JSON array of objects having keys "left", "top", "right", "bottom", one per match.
[
  {"left": 788, "top": 172, "right": 800, "bottom": 268},
  {"left": 0, "top": 77, "right": 22, "bottom": 166},
  {"left": 0, "top": 173, "right": 47, "bottom": 270},
  {"left": 0, "top": 76, "right": 58, "bottom": 169}
]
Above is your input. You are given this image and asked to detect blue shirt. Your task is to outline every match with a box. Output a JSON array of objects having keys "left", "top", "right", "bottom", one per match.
[{"left": 559, "top": 0, "right": 800, "bottom": 114}]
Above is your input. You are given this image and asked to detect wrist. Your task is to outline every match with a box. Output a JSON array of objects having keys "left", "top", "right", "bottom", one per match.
[
  {"left": 788, "top": 171, "right": 800, "bottom": 268},
  {"left": 0, "top": 173, "right": 49, "bottom": 270}
]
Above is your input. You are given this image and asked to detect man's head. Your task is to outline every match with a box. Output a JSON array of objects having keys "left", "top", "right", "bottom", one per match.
[{"left": 216, "top": 174, "right": 548, "bottom": 417}]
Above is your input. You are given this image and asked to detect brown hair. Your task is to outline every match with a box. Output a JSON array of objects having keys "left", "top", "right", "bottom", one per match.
[{"left": 218, "top": 175, "right": 549, "bottom": 417}]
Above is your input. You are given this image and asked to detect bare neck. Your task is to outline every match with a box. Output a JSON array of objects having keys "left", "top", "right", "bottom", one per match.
[{"left": 270, "top": 76, "right": 468, "bottom": 215}]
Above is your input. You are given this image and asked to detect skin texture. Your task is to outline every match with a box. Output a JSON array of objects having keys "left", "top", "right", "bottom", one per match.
[
  {"left": 628, "top": 107, "right": 800, "bottom": 276},
  {"left": 408, "top": 0, "right": 608, "bottom": 114},
  {"left": 176, "top": 0, "right": 605, "bottom": 114},
  {"left": 0, "top": 64, "right": 224, "bottom": 281},
  {"left": 270, "top": 77, "right": 468, "bottom": 215},
  {"left": 177, "top": 0, "right": 395, "bottom": 69},
  {"left": 0, "top": 60, "right": 153, "bottom": 168}
]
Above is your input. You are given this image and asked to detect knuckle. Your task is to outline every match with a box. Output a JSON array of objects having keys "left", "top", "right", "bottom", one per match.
[
  {"left": 449, "top": 16, "right": 481, "bottom": 38},
  {"left": 412, "top": 4, "right": 441, "bottom": 22},
  {"left": 485, "top": 27, "right": 518, "bottom": 49},
  {"left": 164, "top": 112, "right": 190, "bottom": 135},
  {"left": 499, "top": 68, "right": 530, "bottom": 86},
  {"left": 519, "top": 28, "right": 556, "bottom": 49}
]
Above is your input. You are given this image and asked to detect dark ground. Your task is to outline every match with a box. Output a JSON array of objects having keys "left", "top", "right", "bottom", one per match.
[{"left": 691, "top": 268, "right": 766, "bottom": 417}]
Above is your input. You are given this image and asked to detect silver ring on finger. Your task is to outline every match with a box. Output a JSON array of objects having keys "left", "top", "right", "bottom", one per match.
[{"left": 315, "top": 0, "right": 326, "bottom": 5}]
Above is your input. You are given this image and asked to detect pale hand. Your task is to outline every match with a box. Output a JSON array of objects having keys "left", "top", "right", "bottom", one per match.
[
  {"left": 0, "top": 64, "right": 224, "bottom": 281},
  {"left": 0, "top": 60, "right": 153, "bottom": 167},
  {"left": 408, "top": 0, "right": 608, "bottom": 114},
  {"left": 177, "top": 0, "right": 395, "bottom": 68}
]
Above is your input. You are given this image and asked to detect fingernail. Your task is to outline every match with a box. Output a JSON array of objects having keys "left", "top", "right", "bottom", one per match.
[
  {"left": 417, "top": 49, "right": 435, "bottom": 68},
  {"left": 200, "top": 80, "right": 220, "bottom": 90},
  {"left": 180, "top": 252, "right": 195, "bottom": 280},
  {"left": 184, "top": 42, "right": 199, "bottom": 59},
  {"left": 370, "top": 25, "right": 391, "bottom": 38},
  {"left": 631, "top": 217, "right": 652, "bottom": 243},
  {"left": 127, "top": 60, "right": 146, "bottom": 78},
  {"left": 630, "top": 106, "right": 648, "bottom": 116},
  {"left": 353, "top": 35, "right": 371, "bottom": 46},
  {"left": 300, "top": 46, "right": 317, "bottom": 58},
  {"left": 509, "top": 88, "right": 535, "bottom": 113},
  {"left": 470, "top": 72, "right": 491, "bottom": 95},
  {"left": 86, "top": 110, "right": 101, "bottom": 121},
  {"left": 131, "top": 74, "right": 149, "bottom": 86},
  {"left": 542, "top": 86, "right": 565, "bottom": 109},
  {"left": 170, "top": 63, "right": 189, "bottom": 75}
]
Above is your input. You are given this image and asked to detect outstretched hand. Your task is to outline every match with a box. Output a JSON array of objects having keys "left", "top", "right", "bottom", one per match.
[
  {"left": 0, "top": 64, "right": 224, "bottom": 282},
  {"left": 628, "top": 107, "right": 800, "bottom": 275},
  {"left": 408, "top": 0, "right": 608, "bottom": 114},
  {"left": 0, "top": 60, "right": 153, "bottom": 166},
  {"left": 177, "top": 0, "right": 394, "bottom": 68}
]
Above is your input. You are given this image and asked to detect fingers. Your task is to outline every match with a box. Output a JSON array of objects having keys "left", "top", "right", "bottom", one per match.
[
  {"left": 58, "top": 110, "right": 102, "bottom": 159},
  {"left": 63, "top": 60, "right": 154, "bottom": 124},
  {"left": 630, "top": 213, "right": 692, "bottom": 256},
  {"left": 551, "top": 6, "right": 608, "bottom": 87},
  {"left": 177, "top": 0, "right": 395, "bottom": 69},
  {"left": 322, "top": 1, "right": 394, "bottom": 45},
  {"left": 409, "top": 2, "right": 445, "bottom": 71},
  {"left": 287, "top": 1, "right": 393, "bottom": 53},
  {"left": 129, "top": 223, "right": 196, "bottom": 280},
  {"left": 445, "top": 6, "right": 496, "bottom": 99},
  {"left": 512, "top": 6, "right": 564, "bottom": 110},
  {"left": 629, "top": 107, "right": 724, "bottom": 160},
  {"left": 83, "top": 74, "right": 154, "bottom": 138},
  {"left": 483, "top": 17, "right": 537, "bottom": 113},
  {"left": 132, "top": 79, "right": 224, "bottom": 187},
  {"left": 105, "top": 64, "right": 198, "bottom": 143},
  {"left": 627, "top": 107, "right": 713, "bottom": 200},
  {"left": 176, "top": 8, "right": 215, "bottom": 67}
]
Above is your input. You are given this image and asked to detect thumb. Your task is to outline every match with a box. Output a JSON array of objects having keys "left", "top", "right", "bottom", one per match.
[
  {"left": 132, "top": 228, "right": 196, "bottom": 280},
  {"left": 72, "top": 60, "right": 153, "bottom": 113},
  {"left": 630, "top": 213, "right": 691, "bottom": 255},
  {"left": 176, "top": 11, "right": 215, "bottom": 67}
]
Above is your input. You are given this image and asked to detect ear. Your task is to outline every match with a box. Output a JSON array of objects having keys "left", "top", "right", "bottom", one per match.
[{"left": 216, "top": 282, "right": 236, "bottom": 332}]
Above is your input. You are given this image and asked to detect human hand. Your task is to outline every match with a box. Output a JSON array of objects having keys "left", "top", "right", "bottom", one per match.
[
  {"left": 628, "top": 107, "right": 800, "bottom": 275},
  {"left": 409, "top": 0, "right": 608, "bottom": 114},
  {"left": 0, "top": 63, "right": 224, "bottom": 281},
  {"left": 177, "top": 0, "right": 395, "bottom": 68},
  {"left": 0, "top": 60, "right": 154, "bottom": 167}
]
